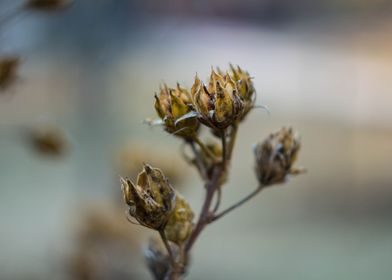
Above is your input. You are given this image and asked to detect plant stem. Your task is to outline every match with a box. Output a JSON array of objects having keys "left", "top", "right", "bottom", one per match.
[
  {"left": 212, "top": 187, "right": 222, "bottom": 213},
  {"left": 185, "top": 164, "right": 224, "bottom": 252},
  {"left": 227, "top": 123, "right": 238, "bottom": 160},
  {"left": 221, "top": 129, "right": 227, "bottom": 162},
  {"left": 193, "top": 136, "right": 219, "bottom": 162},
  {"left": 159, "top": 230, "right": 175, "bottom": 267},
  {"left": 189, "top": 140, "right": 208, "bottom": 180},
  {"left": 185, "top": 125, "right": 239, "bottom": 252},
  {"left": 211, "top": 185, "right": 263, "bottom": 222}
]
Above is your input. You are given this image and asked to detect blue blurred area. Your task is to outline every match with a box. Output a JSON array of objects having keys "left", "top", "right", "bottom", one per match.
[{"left": 1, "top": 1, "right": 392, "bottom": 279}]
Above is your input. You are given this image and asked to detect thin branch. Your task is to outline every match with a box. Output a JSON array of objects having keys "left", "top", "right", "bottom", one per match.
[
  {"left": 227, "top": 122, "right": 238, "bottom": 160},
  {"left": 220, "top": 129, "right": 227, "bottom": 162},
  {"left": 189, "top": 140, "right": 208, "bottom": 181},
  {"left": 211, "top": 185, "right": 264, "bottom": 223},
  {"left": 212, "top": 187, "right": 222, "bottom": 213},
  {"left": 159, "top": 229, "right": 176, "bottom": 267},
  {"left": 185, "top": 164, "right": 223, "bottom": 252},
  {"left": 193, "top": 136, "right": 219, "bottom": 162}
]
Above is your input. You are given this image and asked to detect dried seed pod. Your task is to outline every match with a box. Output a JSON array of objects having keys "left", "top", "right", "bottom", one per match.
[
  {"left": 254, "top": 127, "right": 304, "bottom": 186},
  {"left": 191, "top": 69, "right": 243, "bottom": 129},
  {"left": 154, "top": 83, "right": 199, "bottom": 139},
  {"left": 24, "top": 0, "right": 72, "bottom": 11},
  {"left": 121, "top": 164, "right": 176, "bottom": 230},
  {"left": 164, "top": 192, "right": 194, "bottom": 245},
  {"left": 0, "top": 56, "right": 19, "bottom": 92},
  {"left": 228, "top": 64, "right": 256, "bottom": 120}
]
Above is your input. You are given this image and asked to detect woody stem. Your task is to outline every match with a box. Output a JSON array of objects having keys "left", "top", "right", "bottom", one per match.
[
  {"left": 193, "top": 136, "right": 219, "bottom": 162},
  {"left": 159, "top": 230, "right": 176, "bottom": 267},
  {"left": 211, "top": 185, "right": 264, "bottom": 222},
  {"left": 189, "top": 140, "right": 208, "bottom": 180},
  {"left": 185, "top": 125, "right": 239, "bottom": 252}
]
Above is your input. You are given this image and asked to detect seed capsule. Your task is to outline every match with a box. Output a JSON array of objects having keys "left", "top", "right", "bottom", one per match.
[
  {"left": 191, "top": 69, "right": 243, "bottom": 129},
  {"left": 164, "top": 192, "right": 194, "bottom": 244},
  {"left": 228, "top": 64, "right": 256, "bottom": 120},
  {"left": 254, "top": 127, "right": 304, "bottom": 186},
  {"left": 121, "top": 164, "right": 176, "bottom": 230},
  {"left": 154, "top": 83, "right": 199, "bottom": 139}
]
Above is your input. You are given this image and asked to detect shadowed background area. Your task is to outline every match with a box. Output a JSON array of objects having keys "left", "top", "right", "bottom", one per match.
[{"left": 0, "top": 0, "right": 392, "bottom": 279}]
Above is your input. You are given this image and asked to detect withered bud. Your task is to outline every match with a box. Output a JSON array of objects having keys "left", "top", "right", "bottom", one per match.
[
  {"left": 24, "top": 0, "right": 72, "bottom": 11},
  {"left": 154, "top": 83, "right": 199, "bottom": 139},
  {"left": 191, "top": 68, "right": 243, "bottom": 129},
  {"left": 121, "top": 164, "right": 176, "bottom": 230},
  {"left": 164, "top": 192, "right": 194, "bottom": 244},
  {"left": 254, "top": 127, "right": 304, "bottom": 186},
  {"left": 0, "top": 56, "right": 19, "bottom": 92},
  {"left": 29, "top": 125, "right": 67, "bottom": 157}
]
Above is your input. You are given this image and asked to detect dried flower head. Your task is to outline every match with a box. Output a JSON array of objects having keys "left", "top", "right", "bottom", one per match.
[
  {"left": 24, "top": 0, "right": 72, "bottom": 11},
  {"left": 191, "top": 69, "right": 243, "bottom": 129},
  {"left": 0, "top": 56, "right": 19, "bottom": 92},
  {"left": 154, "top": 83, "right": 199, "bottom": 139},
  {"left": 121, "top": 164, "right": 176, "bottom": 230},
  {"left": 227, "top": 64, "right": 255, "bottom": 120},
  {"left": 29, "top": 125, "right": 67, "bottom": 157},
  {"left": 254, "top": 127, "right": 304, "bottom": 186},
  {"left": 164, "top": 192, "right": 194, "bottom": 244}
]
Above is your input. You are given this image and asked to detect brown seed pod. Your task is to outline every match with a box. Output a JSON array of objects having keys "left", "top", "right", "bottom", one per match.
[
  {"left": 154, "top": 83, "right": 199, "bottom": 140},
  {"left": 164, "top": 192, "right": 194, "bottom": 245},
  {"left": 191, "top": 69, "right": 244, "bottom": 129},
  {"left": 254, "top": 127, "right": 304, "bottom": 186},
  {"left": 121, "top": 164, "right": 176, "bottom": 230}
]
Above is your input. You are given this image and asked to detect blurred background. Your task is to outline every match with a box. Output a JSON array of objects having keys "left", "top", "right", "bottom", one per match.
[{"left": 1, "top": 0, "right": 392, "bottom": 279}]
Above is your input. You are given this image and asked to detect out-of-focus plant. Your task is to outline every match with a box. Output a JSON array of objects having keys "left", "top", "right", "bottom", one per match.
[
  {"left": 120, "top": 65, "right": 305, "bottom": 279},
  {"left": 0, "top": 56, "right": 20, "bottom": 93},
  {"left": 0, "top": 0, "right": 73, "bottom": 92},
  {"left": 69, "top": 204, "right": 141, "bottom": 280},
  {"left": 28, "top": 124, "right": 68, "bottom": 157}
]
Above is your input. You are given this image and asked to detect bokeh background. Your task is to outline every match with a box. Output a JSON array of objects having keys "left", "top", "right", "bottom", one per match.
[{"left": 1, "top": 0, "right": 392, "bottom": 279}]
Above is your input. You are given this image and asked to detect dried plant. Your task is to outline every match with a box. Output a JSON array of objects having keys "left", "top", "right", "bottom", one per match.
[{"left": 120, "top": 65, "right": 305, "bottom": 279}]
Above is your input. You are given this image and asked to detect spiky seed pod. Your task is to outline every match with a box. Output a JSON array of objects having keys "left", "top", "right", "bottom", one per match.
[
  {"left": 191, "top": 69, "right": 244, "bottom": 129},
  {"left": 121, "top": 164, "right": 176, "bottom": 230},
  {"left": 254, "top": 127, "right": 304, "bottom": 186},
  {"left": 228, "top": 64, "right": 256, "bottom": 120},
  {"left": 154, "top": 83, "right": 199, "bottom": 139},
  {"left": 164, "top": 192, "right": 194, "bottom": 244},
  {"left": 0, "top": 56, "right": 19, "bottom": 92}
]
